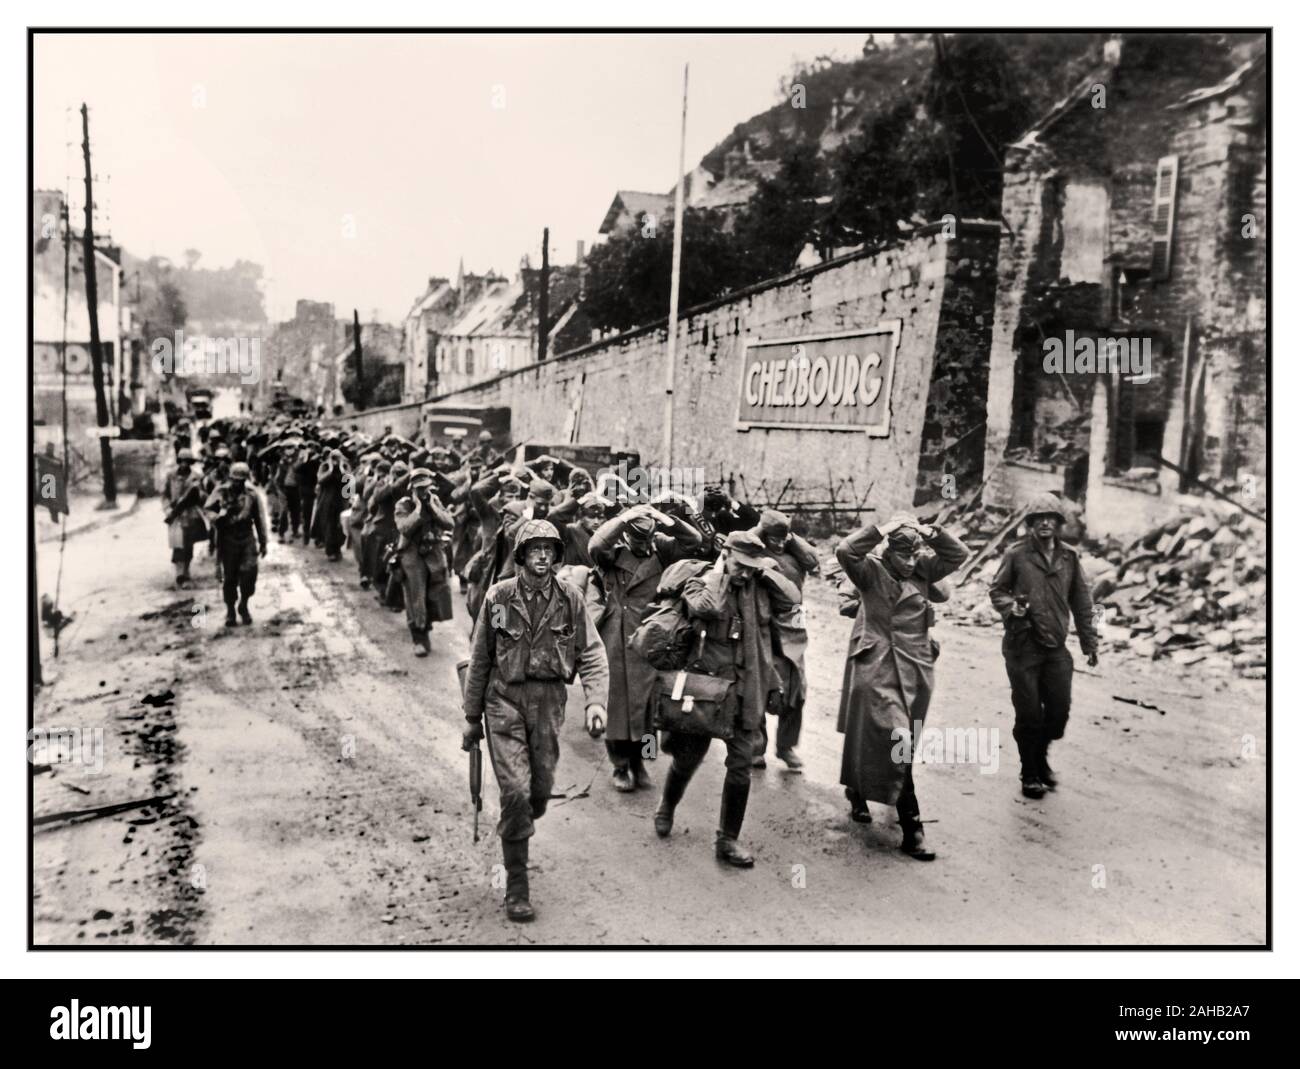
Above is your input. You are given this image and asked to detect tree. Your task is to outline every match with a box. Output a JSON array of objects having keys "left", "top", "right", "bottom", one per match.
[
  {"left": 581, "top": 209, "right": 752, "bottom": 333},
  {"left": 823, "top": 33, "right": 1033, "bottom": 248},
  {"left": 731, "top": 140, "right": 829, "bottom": 277}
]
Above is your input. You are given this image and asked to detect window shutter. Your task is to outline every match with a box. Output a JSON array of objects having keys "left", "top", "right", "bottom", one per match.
[{"left": 1151, "top": 155, "right": 1179, "bottom": 281}]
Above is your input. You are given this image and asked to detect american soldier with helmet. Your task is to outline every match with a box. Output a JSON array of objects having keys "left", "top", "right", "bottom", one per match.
[{"left": 460, "top": 518, "right": 609, "bottom": 922}]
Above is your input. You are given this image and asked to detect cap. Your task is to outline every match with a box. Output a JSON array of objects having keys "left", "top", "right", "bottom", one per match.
[
  {"left": 757, "top": 508, "right": 791, "bottom": 541},
  {"left": 723, "top": 529, "right": 770, "bottom": 568},
  {"left": 626, "top": 514, "right": 655, "bottom": 538},
  {"left": 887, "top": 526, "right": 924, "bottom": 552},
  {"left": 408, "top": 467, "right": 436, "bottom": 489},
  {"left": 577, "top": 491, "right": 607, "bottom": 514},
  {"left": 528, "top": 479, "right": 557, "bottom": 499}
]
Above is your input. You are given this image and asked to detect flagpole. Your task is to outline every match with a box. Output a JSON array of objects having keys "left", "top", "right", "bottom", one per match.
[{"left": 662, "top": 62, "right": 688, "bottom": 471}]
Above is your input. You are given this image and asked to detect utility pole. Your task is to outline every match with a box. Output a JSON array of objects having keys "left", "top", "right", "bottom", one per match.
[
  {"left": 81, "top": 103, "right": 116, "bottom": 507},
  {"left": 662, "top": 64, "right": 689, "bottom": 471},
  {"left": 537, "top": 227, "right": 550, "bottom": 362},
  {"left": 353, "top": 309, "right": 365, "bottom": 409}
]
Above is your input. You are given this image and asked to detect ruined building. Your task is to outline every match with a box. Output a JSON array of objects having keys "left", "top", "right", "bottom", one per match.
[{"left": 983, "top": 32, "right": 1267, "bottom": 537}]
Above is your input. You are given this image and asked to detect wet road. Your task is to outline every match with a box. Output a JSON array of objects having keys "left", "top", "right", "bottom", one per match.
[{"left": 33, "top": 507, "right": 1267, "bottom": 945}]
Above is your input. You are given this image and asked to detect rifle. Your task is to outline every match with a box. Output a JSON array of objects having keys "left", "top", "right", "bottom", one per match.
[
  {"left": 163, "top": 482, "right": 202, "bottom": 525},
  {"left": 456, "top": 658, "right": 483, "bottom": 843}
]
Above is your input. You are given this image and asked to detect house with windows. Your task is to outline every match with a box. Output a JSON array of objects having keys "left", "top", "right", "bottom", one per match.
[
  {"left": 401, "top": 276, "right": 462, "bottom": 402},
  {"left": 982, "top": 32, "right": 1266, "bottom": 537},
  {"left": 32, "top": 189, "right": 125, "bottom": 441},
  {"left": 408, "top": 260, "right": 591, "bottom": 399}
]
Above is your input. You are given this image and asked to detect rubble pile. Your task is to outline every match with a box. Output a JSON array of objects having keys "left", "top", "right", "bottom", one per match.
[{"left": 1089, "top": 506, "right": 1266, "bottom": 679}]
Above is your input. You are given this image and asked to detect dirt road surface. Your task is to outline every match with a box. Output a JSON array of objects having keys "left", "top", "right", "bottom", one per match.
[{"left": 32, "top": 506, "right": 1267, "bottom": 946}]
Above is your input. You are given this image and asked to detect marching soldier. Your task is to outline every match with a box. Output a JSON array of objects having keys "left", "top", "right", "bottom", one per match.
[
  {"left": 653, "top": 530, "right": 800, "bottom": 868},
  {"left": 589, "top": 502, "right": 701, "bottom": 793},
  {"left": 989, "top": 492, "right": 1099, "bottom": 799},
  {"left": 314, "top": 448, "right": 351, "bottom": 561},
  {"left": 835, "top": 514, "right": 969, "bottom": 860},
  {"left": 161, "top": 448, "right": 208, "bottom": 588},
  {"left": 394, "top": 468, "right": 456, "bottom": 657},
  {"left": 204, "top": 461, "right": 268, "bottom": 627},
  {"left": 751, "top": 508, "right": 820, "bottom": 771},
  {"left": 461, "top": 520, "right": 609, "bottom": 922}
]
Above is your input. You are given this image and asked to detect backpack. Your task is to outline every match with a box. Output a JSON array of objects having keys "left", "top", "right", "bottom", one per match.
[{"left": 629, "top": 558, "right": 710, "bottom": 671}]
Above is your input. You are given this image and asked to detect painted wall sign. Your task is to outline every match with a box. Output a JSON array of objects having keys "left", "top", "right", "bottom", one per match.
[{"left": 734, "top": 323, "right": 900, "bottom": 435}]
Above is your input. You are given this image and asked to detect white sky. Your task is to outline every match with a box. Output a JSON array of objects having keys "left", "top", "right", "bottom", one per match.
[{"left": 34, "top": 32, "right": 869, "bottom": 323}]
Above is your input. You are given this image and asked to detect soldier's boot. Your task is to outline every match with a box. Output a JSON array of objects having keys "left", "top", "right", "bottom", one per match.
[
  {"left": 224, "top": 604, "right": 238, "bottom": 628},
  {"left": 1039, "top": 742, "right": 1057, "bottom": 791},
  {"left": 899, "top": 819, "right": 936, "bottom": 861},
  {"left": 611, "top": 764, "right": 636, "bottom": 792},
  {"left": 237, "top": 598, "right": 252, "bottom": 625},
  {"left": 502, "top": 838, "right": 534, "bottom": 922},
  {"left": 1016, "top": 734, "right": 1046, "bottom": 799},
  {"left": 654, "top": 763, "right": 691, "bottom": 838},
  {"left": 715, "top": 782, "right": 755, "bottom": 868},
  {"left": 630, "top": 750, "right": 654, "bottom": 791},
  {"left": 845, "top": 787, "right": 872, "bottom": 824},
  {"left": 410, "top": 624, "right": 428, "bottom": 658}
]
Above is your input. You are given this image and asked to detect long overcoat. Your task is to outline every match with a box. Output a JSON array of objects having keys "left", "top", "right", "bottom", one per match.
[
  {"left": 835, "top": 524, "right": 968, "bottom": 804},
  {"left": 589, "top": 534, "right": 686, "bottom": 741}
]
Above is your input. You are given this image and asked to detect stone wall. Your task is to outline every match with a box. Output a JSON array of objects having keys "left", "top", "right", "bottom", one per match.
[{"left": 423, "top": 221, "right": 1002, "bottom": 522}]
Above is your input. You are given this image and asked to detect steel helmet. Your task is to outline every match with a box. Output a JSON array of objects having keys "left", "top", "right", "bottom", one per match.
[
  {"left": 1024, "top": 491, "right": 1067, "bottom": 525},
  {"left": 513, "top": 518, "right": 564, "bottom": 563},
  {"left": 228, "top": 462, "right": 252, "bottom": 482}
]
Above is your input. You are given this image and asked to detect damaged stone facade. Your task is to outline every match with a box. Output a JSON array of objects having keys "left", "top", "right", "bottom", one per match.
[{"left": 983, "top": 33, "right": 1267, "bottom": 538}]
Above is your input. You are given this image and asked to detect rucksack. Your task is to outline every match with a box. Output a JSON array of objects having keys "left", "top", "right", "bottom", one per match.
[{"left": 629, "top": 558, "right": 710, "bottom": 670}]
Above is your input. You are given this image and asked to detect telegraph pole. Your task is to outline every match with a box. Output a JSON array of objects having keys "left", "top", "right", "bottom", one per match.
[
  {"left": 353, "top": 309, "right": 365, "bottom": 409},
  {"left": 662, "top": 63, "right": 689, "bottom": 470},
  {"left": 537, "top": 227, "right": 550, "bottom": 362},
  {"left": 81, "top": 103, "right": 116, "bottom": 507}
]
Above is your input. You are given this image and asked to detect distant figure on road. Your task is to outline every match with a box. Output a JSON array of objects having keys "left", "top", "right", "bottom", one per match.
[
  {"left": 835, "top": 513, "right": 969, "bottom": 861},
  {"left": 461, "top": 519, "right": 609, "bottom": 923},
  {"left": 394, "top": 468, "right": 455, "bottom": 658},
  {"left": 313, "top": 449, "right": 351, "bottom": 561},
  {"left": 161, "top": 448, "right": 208, "bottom": 589},
  {"left": 989, "top": 491, "right": 1099, "bottom": 799},
  {"left": 204, "top": 461, "right": 268, "bottom": 627}
]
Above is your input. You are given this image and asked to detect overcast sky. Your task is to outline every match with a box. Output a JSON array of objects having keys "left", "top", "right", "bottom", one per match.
[{"left": 34, "top": 32, "right": 869, "bottom": 323}]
